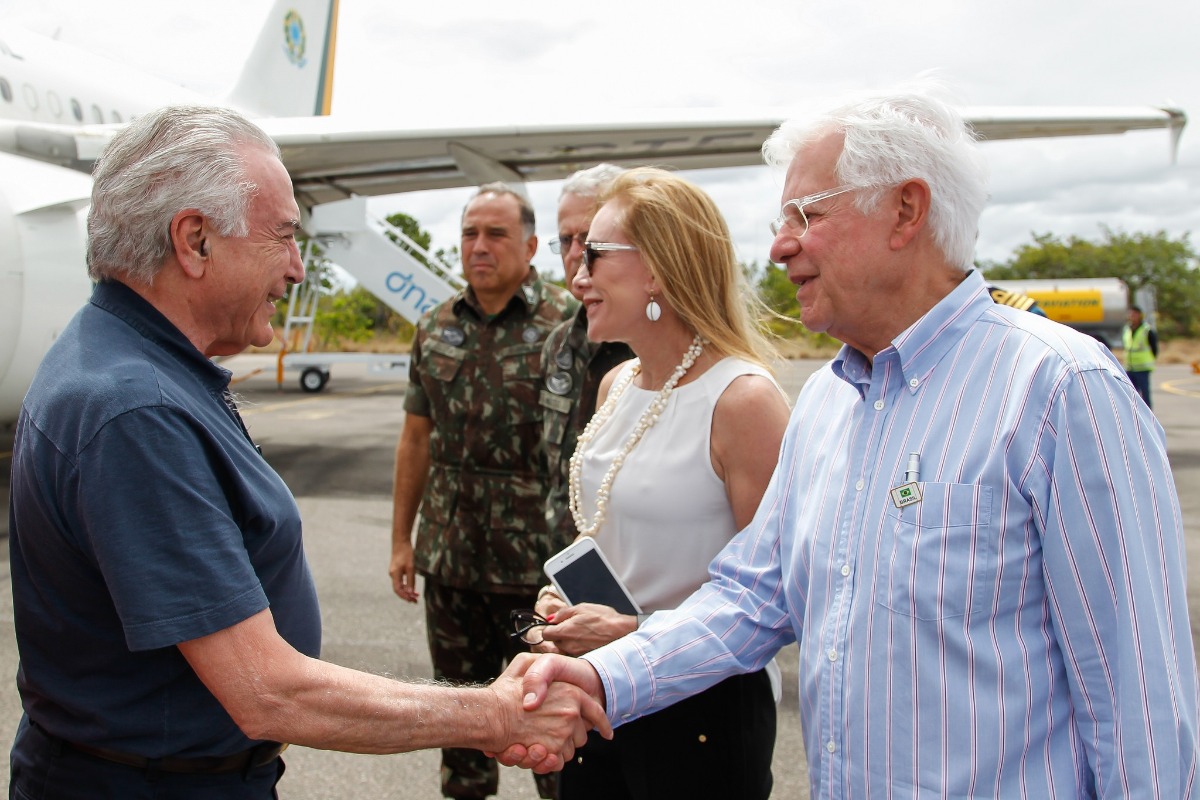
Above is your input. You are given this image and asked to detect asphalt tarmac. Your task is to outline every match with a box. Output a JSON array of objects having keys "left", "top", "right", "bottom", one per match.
[{"left": 1, "top": 354, "right": 1199, "bottom": 799}]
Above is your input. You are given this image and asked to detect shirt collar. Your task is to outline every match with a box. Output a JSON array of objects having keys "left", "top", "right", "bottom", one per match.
[
  {"left": 90, "top": 280, "right": 233, "bottom": 391},
  {"left": 455, "top": 266, "right": 542, "bottom": 319},
  {"left": 832, "top": 269, "right": 992, "bottom": 396}
]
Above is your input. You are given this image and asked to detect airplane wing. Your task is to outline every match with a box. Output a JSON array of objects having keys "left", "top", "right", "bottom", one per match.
[
  {"left": 271, "top": 105, "right": 1190, "bottom": 206},
  {"left": 1, "top": 105, "right": 1186, "bottom": 207}
]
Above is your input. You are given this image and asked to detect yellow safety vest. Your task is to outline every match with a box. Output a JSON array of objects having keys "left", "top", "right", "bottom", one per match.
[{"left": 1122, "top": 324, "right": 1155, "bottom": 371}]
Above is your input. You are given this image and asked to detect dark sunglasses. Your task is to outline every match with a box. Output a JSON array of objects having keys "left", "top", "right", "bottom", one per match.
[{"left": 581, "top": 241, "right": 639, "bottom": 275}]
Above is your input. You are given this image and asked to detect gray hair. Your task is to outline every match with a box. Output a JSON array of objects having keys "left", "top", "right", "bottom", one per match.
[
  {"left": 463, "top": 182, "right": 536, "bottom": 239},
  {"left": 560, "top": 163, "right": 625, "bottom": 201},
  {"left": 762, "top": 86, "right": 989, "bottom": 270},
  {"left": 87, "top": 105, "right": 280, "bottom": 284}
]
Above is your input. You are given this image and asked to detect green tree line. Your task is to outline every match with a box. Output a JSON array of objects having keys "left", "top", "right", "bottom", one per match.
[{"left": 980, "top": 228, "right": 1200, "bottom": 339}]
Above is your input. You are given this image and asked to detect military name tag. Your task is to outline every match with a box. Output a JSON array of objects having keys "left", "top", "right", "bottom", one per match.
[
  {"left": 441, "top": 326, "right": 465, "bottom": 346},
  {"left": 890, "top": 482, "right": 922, "bottom": 509}
]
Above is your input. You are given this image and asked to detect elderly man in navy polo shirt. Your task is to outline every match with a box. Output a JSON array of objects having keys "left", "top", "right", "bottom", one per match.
[{"left": 6, "top": 105, "right": 608, "bottom": 800}]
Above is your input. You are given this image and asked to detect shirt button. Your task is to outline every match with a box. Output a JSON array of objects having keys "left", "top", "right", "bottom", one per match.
[
  {"left": 873, "top": 399, "right": 884, "bottom": 410},
  {"left": 909, "top": 377, "right": 919, "bottom": 388},
  {"left": 855, "top": 479, "right": 864, "bottom": 491},
  {"left": 827, "top": 649, "right": 838, "bottom": 662},
  {"left": 841, "top": 564, "right": 851, "bottom": 577},
  {"left": 826, "top": 741, "right": 836, "bottom": 753}
]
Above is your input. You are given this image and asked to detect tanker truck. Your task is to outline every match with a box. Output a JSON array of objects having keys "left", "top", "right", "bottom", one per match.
[{"left": 988, "top": 277, "right": 1154, "bottom": 349}]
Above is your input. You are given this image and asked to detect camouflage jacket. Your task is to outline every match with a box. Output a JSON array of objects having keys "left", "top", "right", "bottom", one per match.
[
  {"left": 405, "top": 269, "right": 579, "bottom": 591},
  {"left": 539, "top": 305, "right": 634, "bottom": 541}
]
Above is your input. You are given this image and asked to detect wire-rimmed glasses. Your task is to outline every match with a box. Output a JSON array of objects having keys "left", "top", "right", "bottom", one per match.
[
  {"left": 581, "top": 241, "right": 639, "bottom": 275},
  {"left": 509, "top": 609, "right": 552, "bottom": 645},
  {"left": 769, "top": 185, "right": 856, "bottom": 237},
  {"left": 549, "top": 233, "right": 588, "bottom": 255}
]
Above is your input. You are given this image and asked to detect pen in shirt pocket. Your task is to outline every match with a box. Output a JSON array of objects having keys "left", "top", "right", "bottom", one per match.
[
  {"left": 891, "top": 452, "right": 923, "bottom": 508},
  {"left": 904, "top": 452, "right": 921, "bottom": 483}
]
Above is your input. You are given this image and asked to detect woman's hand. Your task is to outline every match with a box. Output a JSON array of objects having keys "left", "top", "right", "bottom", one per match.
[
  {"left": 536, "top": 603, "right": 638, "bottom": 657},
  {"left": 529, "top": 589, "right": 569, "bottom": 653}
]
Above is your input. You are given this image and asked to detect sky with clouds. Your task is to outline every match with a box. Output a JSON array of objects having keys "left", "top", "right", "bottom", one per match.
[{"left": 4, "top": 0, "right": 1197, "bottom": 281}]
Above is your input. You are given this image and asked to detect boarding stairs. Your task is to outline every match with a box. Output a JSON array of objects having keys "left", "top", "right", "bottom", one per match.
[{"left": 277, "top": 196, "right": 465, "bottom": 392}]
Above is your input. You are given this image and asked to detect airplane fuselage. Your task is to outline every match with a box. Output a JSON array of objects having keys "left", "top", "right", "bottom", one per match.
[{"left": 0, "top": 27, "right": 206, "bottom": 127}]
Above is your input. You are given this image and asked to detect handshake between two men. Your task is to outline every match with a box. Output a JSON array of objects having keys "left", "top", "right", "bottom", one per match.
[{"left": 488, "top": 653, "right": 606, "bottom": 772}]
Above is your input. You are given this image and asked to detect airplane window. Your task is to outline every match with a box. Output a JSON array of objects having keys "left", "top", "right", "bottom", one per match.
[
  {"left": 71, "top": 98, "right": 83, "bottom": 122},
  {"left": 91, "top": 104, "right": 103, "bottom": 123},
  {"left": 22, "top": 83, "right": 38, "bottom": 111},
  {"left": 47, "top": 91, "right": 62, "bottom": 118},
  {"left": 0, "top": 77, "right": 11, "bottom": 103},
  {"left": 111, "top": 110, "right": 122, "bottom": 123}
]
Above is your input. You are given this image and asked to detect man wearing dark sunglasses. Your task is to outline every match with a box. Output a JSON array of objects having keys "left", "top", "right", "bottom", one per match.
[{"left": 540, "top": 165, "right": 634, "bottom": 549}]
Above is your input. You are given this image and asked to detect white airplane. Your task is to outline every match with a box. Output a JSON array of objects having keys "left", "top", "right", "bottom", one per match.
[{"left": 0, "top": 0, "right": 1187, "bottom": 425}]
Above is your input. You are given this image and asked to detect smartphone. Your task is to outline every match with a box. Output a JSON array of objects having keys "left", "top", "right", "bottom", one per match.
[{"left": 544, "top": 538, "right": 641, "bottom": 616}]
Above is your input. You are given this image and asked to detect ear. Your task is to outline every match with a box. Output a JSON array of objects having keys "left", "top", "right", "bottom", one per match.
[
  {"left": 888, "top": 179, "right": 931, "bottom": 251},
  {"left": 523, "top": 233, "right": 538, "bottom": 265},
  {"left": 170, "top": 209, "right": 208, "bottom": 278}
]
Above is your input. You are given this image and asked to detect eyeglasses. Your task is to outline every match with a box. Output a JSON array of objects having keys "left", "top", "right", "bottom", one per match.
[
  {"left": 509, "top": 609, "right": 552, "bottom": 645},
  {"left": 549, "top": 233, "right": 588, "bottom": 255},
  {"left": 769, "top": 185, "right": 856, "bottom": 237},
  {"left": 581, "top": 241, "right": 639, "bottom": 275}
]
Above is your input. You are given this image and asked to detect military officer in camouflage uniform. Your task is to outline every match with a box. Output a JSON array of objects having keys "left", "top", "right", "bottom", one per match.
[
  {"left": 390, "top": 183, "right": 578, "bottom": 800},
  {"left": 539, "top": 165, "right": 633, "bottom": 542}
]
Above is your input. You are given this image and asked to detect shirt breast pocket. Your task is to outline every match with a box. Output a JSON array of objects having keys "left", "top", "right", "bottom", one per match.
[
  {"left": 876, "top": 482, "right": 994, "bottom": 621},
  {"left": 423, "top": 339, "right": 465, "bottom": 383}
]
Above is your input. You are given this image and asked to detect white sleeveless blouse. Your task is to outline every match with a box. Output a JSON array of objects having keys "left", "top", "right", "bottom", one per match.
[{"left": 577, "top": 356, "right": 777, "bottom": 611}]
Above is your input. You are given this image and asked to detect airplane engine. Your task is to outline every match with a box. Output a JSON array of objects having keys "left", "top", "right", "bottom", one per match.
[{"left": 0, "top": 153, "right": 93, "bottom": 425}]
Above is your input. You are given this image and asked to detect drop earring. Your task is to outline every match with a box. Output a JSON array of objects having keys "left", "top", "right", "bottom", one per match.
[{"left": 646, "top": 290, "right": 661, "bottom": 322}]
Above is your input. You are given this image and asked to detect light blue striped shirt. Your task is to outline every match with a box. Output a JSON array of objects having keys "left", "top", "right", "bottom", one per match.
[{"left": 584, "top": 270, "right": 1199, "bottom": 797}]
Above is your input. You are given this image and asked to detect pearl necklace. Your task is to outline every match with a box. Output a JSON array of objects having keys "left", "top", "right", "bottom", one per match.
[{"left": 568, "top": 335, "right": 706, "bottom": 538}]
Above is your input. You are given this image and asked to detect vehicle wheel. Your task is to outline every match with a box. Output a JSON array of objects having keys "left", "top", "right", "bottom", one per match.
[{"left": 300, "top": 367, "right": 330, "bottom": 393}]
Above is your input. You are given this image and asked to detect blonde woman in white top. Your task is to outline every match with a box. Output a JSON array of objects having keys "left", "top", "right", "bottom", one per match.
[{"left": 533, "top": 168, "right": 790, "bottom": 800}]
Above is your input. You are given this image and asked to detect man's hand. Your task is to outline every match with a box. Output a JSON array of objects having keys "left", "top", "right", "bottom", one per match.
[
  {"left": 484, "top": 653, "right": 612, "bottom": 772},
  {"left": 390, "top": 413, "right": 432, "bottom": 604},
  {"left": 388, "top": 540, "right": 418, "bottom": 603}
]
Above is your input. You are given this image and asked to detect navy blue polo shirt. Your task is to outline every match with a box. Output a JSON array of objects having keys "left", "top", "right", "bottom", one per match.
[{"left": 8, "top": 281, "right": 321, "bottom": 758}]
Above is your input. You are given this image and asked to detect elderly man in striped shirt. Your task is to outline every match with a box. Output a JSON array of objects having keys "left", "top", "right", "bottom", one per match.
[{"left": 506, "top": 87, "right": 1199, "bottom": 797}]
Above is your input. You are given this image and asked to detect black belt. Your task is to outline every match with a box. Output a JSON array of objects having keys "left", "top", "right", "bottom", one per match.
[{"left": 64, "top": 738, "right": 287, "bottom": 774}]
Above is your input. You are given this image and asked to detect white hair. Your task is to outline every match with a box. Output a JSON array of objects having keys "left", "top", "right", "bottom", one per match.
[
  {"left": 87, "top": 105, "right": 280, "bottom": 284},
  {"left": 559, "top": 163, "right": 626, "bottom": 201},
  {"left": 763, "top": 86, "right": 989, "bottom": 270}
]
